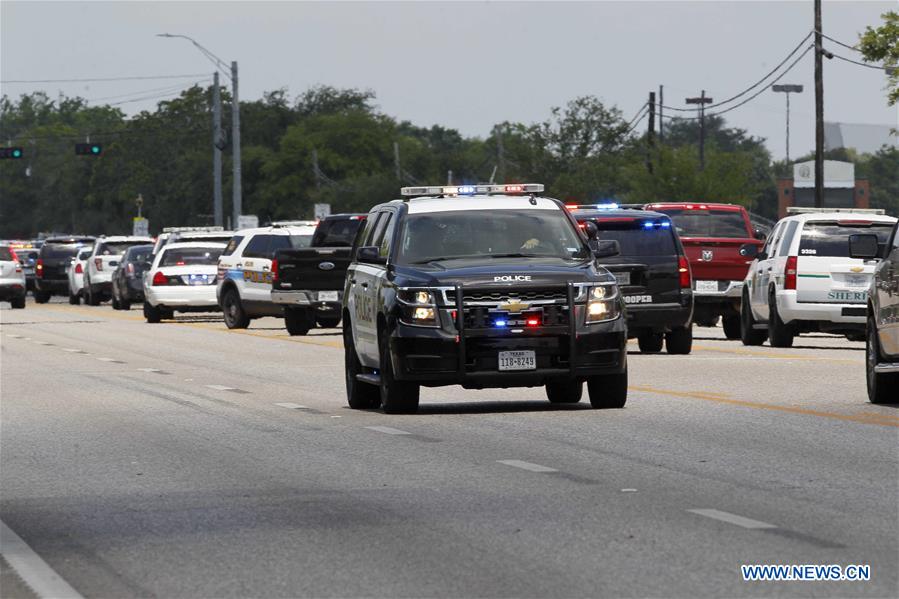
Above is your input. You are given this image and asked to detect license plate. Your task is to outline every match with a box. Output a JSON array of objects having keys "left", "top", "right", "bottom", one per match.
[
  {"left": 614, "top": 272, "right": 630, "bottom": 286},
  {"left": 845, "top": 275, "right": 868, "bottom": 287},
  {"left": 498, "top": 350, "right": 536, "bottom": 371},
  {"left": 187, "top": 274, "right": 211, "bottom": 285},
  {"left": 696, "top": 280, "right": 718, "bottom": 293},
  {"left": 318, "top": 291, "right": 339, "bottom": 302}
]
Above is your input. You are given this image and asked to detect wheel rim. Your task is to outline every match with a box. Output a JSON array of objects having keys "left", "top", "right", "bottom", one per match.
[{"left": 866, "top": 324, "right": 877, "bottom": 392}]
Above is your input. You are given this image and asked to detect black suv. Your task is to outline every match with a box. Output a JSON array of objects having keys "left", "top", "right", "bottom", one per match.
[
  {"left": 34, "top": 236, "right": 95, "bottom": 303},
  {"left": 342, "top": 184, "right": 628, "bottom": 414},
  {"left": 569, "top": 206, "right": 694, "bottom": 354},
  {"left": 850, "top": 224, "right": 899, "bottom": 403}
]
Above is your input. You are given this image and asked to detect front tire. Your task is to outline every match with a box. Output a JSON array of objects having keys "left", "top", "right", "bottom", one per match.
[
  {"left": 545, "top": 380, "right": 583, "bottom": 403},
  {"left": 378, "top": 328, "right": 420, "bottom": 414},
  {"left": 586, "top": 368, "right": 628, "bottom": 409},
  {"left": 68, "top": 291, "right": 80, "bottom": 305},
  {"left": 344, "top": 319, "right": 380, "bottom": 409},
  {"left": 740, "top": 291, "right": 767, "bottom": 346},
  {"left": 767, "top": 293, "right": 794, "bottom": 348},
  {"left": 221, "top": 287, "right": 250, "bottom": 329},
  {"left": 285, "top": 307, "right": 311, "bottom": 336},
  {"left": 867, "top": 317, "right": 899, "bottom": 404},
  {"left": 111, "top": 293, "right": 121, "bottom": 310},
  {"left": 316, "top": 315, "right": 342, "bottom": 328},
  {"left": 10, "top": 296, "right": 26, "bottom": 309},
  {"left": 666, "top": 326, "right": 692, "bottom": 355},
  {"left": 34, "top": 290, "right": 51, "bottom": 304},
  {"left": 637, "top": 332, "right": 664, "bottom": 353},
  {"left": 722, "top": 313, "right": 741, "bottom": 340},
  {"left": 86, "top": 285, "right": 101, "bottom": 306}
]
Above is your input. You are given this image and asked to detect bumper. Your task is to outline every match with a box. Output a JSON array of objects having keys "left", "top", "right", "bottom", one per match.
[
  {"left": 0, "top": 283, "right": 26, "bottom": 301},
  {"left": 124, "top": 279, "right": 145, "bottom": 301},
  {"left": 271, "top": 290, "right": 342, "bottom": 314},
  {"left": 390, "top": 316, "right": 627, "bottom": 389},
  {"left": 35, "top": 278, "right": 70, "bottom": 294},
  {"left": 146, "top": 284, "right": 219, "bottom": 308},
  {"left": 694, "top": 280, "right": 743, "bottom": 300},
  {"left": 777, "top": 291, "right": 867, "bottom": 325},
  {"left": 625, "top": 302, "right": 693, "bottom": 335}
]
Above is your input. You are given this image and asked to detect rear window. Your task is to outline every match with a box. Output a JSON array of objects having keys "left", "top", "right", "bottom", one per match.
[
  {"left": 0, "top": 247, "right": 13, "bottom": 261},
  {"left": 160, "top": 247, "right": 224, "bottom": 266},
  {"left": 126, "top": 246, "right": 154, "bottom": 263},
  {"left": 311, "top": 218, "right": 365, "bottom": 248},
  {"left": 290, "top": 234, "right": 313, "bottom": 248},
  {"left": 657, "top": 209, "right": 750, "bottom": 238},
  {"left": 41, "top": 243, "right": 84, "bottom": 259},
  {"left": 799, "top": 222, "right": 895, "bottom": 257},
  {"left": 591, "top": 219, "right": 678, "bottom": 256},
  {"left": 97, "top": 242, "right": 146, "bottom": 255}
]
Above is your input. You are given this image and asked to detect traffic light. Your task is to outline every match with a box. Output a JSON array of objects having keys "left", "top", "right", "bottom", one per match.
[
  {"left": 75, "top": 143, "right": 102, "bottom": 156},
  {"left": 0, "top": 147, "right": 24, "bottom": 159}
]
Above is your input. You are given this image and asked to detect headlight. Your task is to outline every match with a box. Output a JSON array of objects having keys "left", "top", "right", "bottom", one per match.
[
  {"left": 585, "top": 284, "right": 620, "bottom": 324},
  {"left": 398, "top": 288, "right": 439, "bottom": 326},
  {"left": 397, "top": 288, "right": 436, "bottom": 305}
]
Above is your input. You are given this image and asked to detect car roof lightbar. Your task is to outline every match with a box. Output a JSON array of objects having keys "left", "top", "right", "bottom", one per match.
[
  {"left": 785, "top": 207, "right": 886, "bottom": 215},
  {"left": 162, "top": 226, "right": 225, "bottom": 233},
  {"left": 401, "top": 183, "right": 544, "bottom": 197},
  {"left": 270, "top": 220, "right": 318, "bottom": 227}
]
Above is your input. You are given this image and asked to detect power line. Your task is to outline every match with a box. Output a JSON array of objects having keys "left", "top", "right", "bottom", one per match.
[
  {"left": 815, "top": 31, "right": 860, "bottom": 53},
  {"left": 104, "top": 82, "right": 212, "bottom": 107},
  {"left": 1, "top": 73, "right": 211, "bottom": 84},
  {"left": 624, "top": 105, "right": 650, "bottom": 136},
  {"left": 85, "top": 80, "right": 210, "bottom": 103},
  {"left": 828, "top": 50, "right": 895, "bottom": 72}
]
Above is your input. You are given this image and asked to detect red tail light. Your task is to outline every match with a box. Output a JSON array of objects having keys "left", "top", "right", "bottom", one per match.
[
  {"left": 36, "top": 258, "right": 44, "bottom": 278},
  {"left": 678, "top": 255, "right": 691, "bottom": 289},
  {"left": 784, "top": 256, "right": 798, "bottom": 290},
  {"left": 152, "top": 271, "right": 169, "bottom": 286},
  {"left": 94, "top": 257, "right": 103, "bottom": 271},
  {"left": 75, "top": 262, "right": 83, "bottom": 274},
  {"left": 9, "top": 248, "right": 19, "bottom": 263},
  {"left": 271, "top": 258, "right": 279, "bottom": 283}
]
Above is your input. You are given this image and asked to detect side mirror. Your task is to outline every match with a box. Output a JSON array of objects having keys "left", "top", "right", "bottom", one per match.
[
  {"left": 356, "top": 245, "right": 384, "bottom": 264},
  {"left": 739, "top": 243, "right": 759, "bottom": 258},
  {"left": 849, "top": 234, "right": 879, "bottom": 260},
  {"left": 591, "top": 239, "right": 620, "bottom": 259},
  {"left": 582, "top": 220, "right": 598, "bottom": 240}
]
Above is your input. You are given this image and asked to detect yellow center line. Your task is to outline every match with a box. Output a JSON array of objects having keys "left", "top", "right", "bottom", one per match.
[
  {"left": 691, "top": 344, "right": 861, "bottom": 364},
  {"left": 630, "top": 384, "right": 899, "bottom": 427}
]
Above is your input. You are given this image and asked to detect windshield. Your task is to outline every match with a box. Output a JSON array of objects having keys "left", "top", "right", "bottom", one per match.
[
  {"left": 97, "top": 241, "right": 148, "bottom": 255},
  {"left": 160, "top": 247, "right": 224, "bottom": 266},
  {"left": 312, "top": 218, "right": 364, "bottom": 247},
  {"left": 592, "top": 220, "right": 678, "bottom": 256},
  {"left": 290, "top": 234, "right": 313, "bottom": 248},
  {"left": 397, "top": 209, "right": 589, "bottom": 264},
  {"left": 799, "top": 223, "right": 895, "bottom": 257},
  {"left": 41, "top": 243, "right": 84, "bottom": 259},
  {"left": 656, "top": 209, "right": 749, "bottom": 238},
  {"left": 126, "top": 246, "right": 154, "bottom": 263}
]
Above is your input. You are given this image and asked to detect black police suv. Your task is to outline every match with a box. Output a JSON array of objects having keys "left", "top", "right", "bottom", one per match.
[
  {"left": 34, "top": 236, "right": 95, "bottom": 303},
  {"left": 342, "top": 184, "right": 628, "bottom": 414},
  {"left": 569, "top": 206, "right": 694, "bottom": 354}
]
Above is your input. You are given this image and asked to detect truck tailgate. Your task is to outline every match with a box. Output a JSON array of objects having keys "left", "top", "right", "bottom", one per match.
[{"left": 273, "top": 248, "right": 352, "bottom": 291}]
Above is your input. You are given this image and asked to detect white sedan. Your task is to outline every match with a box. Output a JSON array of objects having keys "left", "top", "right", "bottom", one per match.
[
  {"left": 143, "top": 242, "right": 226, "bottom": 323},
  {"left": 67, "top": 246, "right": 93, "bottom": 304}
]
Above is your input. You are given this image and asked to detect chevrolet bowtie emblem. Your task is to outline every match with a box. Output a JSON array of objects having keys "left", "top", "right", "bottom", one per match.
[
  {"left": 499, "top": 299, "right": 530, "bottom": 313},
  {"left": 850, "top": 266, "right": 864, "bottom": 273}
]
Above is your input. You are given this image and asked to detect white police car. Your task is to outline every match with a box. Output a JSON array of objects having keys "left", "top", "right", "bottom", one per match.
[
  {"left": 741, "top": 208, "right": 897, "bottom": 347},
  {"left": 143, "top": 242, "right": 226, "bottom": 323},
  {"left": 216, "top": 221, "right": 317, "bottom": 328}
]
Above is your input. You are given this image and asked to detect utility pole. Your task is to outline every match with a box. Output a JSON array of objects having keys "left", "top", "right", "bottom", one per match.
[
  {"left": 312, "top": 149, "right": 322, "bottom": 189},
  {"left": 231, "top": 61, "right": 242, "bottom": 226},
  {"left": 772, "top": 84, "right": 803, "bottom": 162},
  {"left": 496, "top": 127, "right": 505, "bottom": 184},
  {"left": 212, "top": 71, "right": 223, "bottom": 227},
  {"left": 647, "top": 91, "right": 656, "bottom": 173},
  {"left": 658, "top": 85, "right": 664, "bottom": 143},
  {"left": 394, "top": 141, "right": 401, "bottom": 180},
  {"left": 814, "top": 0, "right": 824, "bottom": 208},
  {"left": 686, "top": 90, "right": 713, "bottom": 170}
]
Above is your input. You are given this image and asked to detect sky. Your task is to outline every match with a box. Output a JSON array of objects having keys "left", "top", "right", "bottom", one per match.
[{"left": 2, "top": 0, "right": 897, "bottom": 161}]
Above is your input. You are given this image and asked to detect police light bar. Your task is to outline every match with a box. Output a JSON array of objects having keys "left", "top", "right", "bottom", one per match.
[
  {"left": 162, "top": 226, "right": 225, "bottom": 233},
  {"left": 270, "top": 220, "right": 319, "bottom": 227},
  {"left": 401, "top": 183, "right": 544, "bottom": 197},
  {"left": 785, "top": 207, "right": 886, "bottom": 215}
]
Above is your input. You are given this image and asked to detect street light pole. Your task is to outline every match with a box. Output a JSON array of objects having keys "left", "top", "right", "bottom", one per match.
[
  {"left": 771, "top": 84, "right": 803, "bottom": 162},
  {"left": 686, "top": 90, "right": 713, "bottom": 170},
  {"left": 212, "top": 71, "right": 223, "bottom": 227},
  {"left": 156, "top": 33, "right": 241, "bottom": 227}
]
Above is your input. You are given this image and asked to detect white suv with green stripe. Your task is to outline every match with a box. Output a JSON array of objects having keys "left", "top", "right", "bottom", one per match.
[{"left": 740, "top": 209, "right": 897, "bottom": 348}]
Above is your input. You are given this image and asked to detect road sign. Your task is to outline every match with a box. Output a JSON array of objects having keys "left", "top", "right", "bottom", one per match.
[
  {"left": 237, "top": 214, "right": 259, "bottom": 230},
  {"left": 314, "top": 203, "right": 331, "bottom": 220},
  {"left": 133, "top": 217, "right": 149, "bottom": 237}
]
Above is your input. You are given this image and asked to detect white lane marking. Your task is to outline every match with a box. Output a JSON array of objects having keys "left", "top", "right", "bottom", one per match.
[
  {"left": 275, "top": 403, "right": 307, "bottom": 409},
  {"left": 330, "top": 415, "right": 342, "bottom": 418},
  {"left": 497, "top": 460, "right": 558, "bottom": 473},
  {"left": 0, "top": 519, "right": 84, "bottom": 599},
  {"left": 36, "top": 341, "right": 52, "bottom": 346},
  {"left": 206, "top": 384, "right": 236, "bottom": 391},
  {"left": 365, "top": 426, "right": 412, "bottom": 436},
  {"left": 62, "top": 348, "right": 85, "bottom": 353},
  {"left": 137, "top": 368, "right": 162, "bottom": 373},
  {"left": 687, "top": 509, "right": 777, "bottom": 529},
  {"left": 96, "top": 357, "right": 119, "bottom": 362},
  {"left": 621, "top": 488, "right": 638, "bottom": 493}
]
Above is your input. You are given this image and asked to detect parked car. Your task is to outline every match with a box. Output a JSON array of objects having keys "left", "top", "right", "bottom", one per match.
[
  {"left": 111, "top": 244, "right": 154, "bottom": 310},
  {"left": 271, "top": 213, "right": 367, "bottom": 334},
  {"left": 14, "top": 248, "right": 39, "bottom": 292},
  {"left": 34, "top": 236, "right": 96, "bottom": 303},
  {"left": 568, "top": 205, "right": 694, "bottom": 354},
  {"left": 644, "top": 202, "right": 764, "bottom": 339},
  {"left": 150, "top": 227, "right": 234, "bottom": 258},
  {"left": 741, "top": 209, "right": 897, "bottom": 348},
  {"left": 850, "top": 220, "right": 899, "bottom": 403},
  {"left": 67, "top": 246, "right": 94, "bottom": 304},
  {"left": 83, "top": 236, "right": 155, "bottom": 305},
  {"left": 143, "top": 242, "right": 226, "bottom": 323},
  {"left": 0, "top": 245, "right": 27, "bottom": 309}
]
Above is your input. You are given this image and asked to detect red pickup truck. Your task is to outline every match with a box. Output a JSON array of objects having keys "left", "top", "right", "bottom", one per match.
[{"left": 644, "top": 202, "right": 764, "bottom": 339}]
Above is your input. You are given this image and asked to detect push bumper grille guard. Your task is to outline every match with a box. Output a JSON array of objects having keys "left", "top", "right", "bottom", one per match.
[{"left": 453, "top": 282, "right": 578, "bottom": 377}]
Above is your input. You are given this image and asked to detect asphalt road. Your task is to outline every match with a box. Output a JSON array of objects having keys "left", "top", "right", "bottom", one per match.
[{"left": 1, "top": 297, "right": 897, "bottom": 598}]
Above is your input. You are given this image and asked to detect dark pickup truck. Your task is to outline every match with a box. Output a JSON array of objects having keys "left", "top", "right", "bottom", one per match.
[{"left": 271, "top": 213, "right": 366, "bottom": 335}]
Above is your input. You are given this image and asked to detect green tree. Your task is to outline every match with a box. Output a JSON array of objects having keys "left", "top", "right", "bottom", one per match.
[{"left": 859, "top": 10, "right": 899, "bottom": 106}]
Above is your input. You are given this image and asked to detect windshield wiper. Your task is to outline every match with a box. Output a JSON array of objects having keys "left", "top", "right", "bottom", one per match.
[
  {"left": 409, "top": 255, "right": 480, "bottom": 265},
  {"left": 485, "top": 252, "right": 542, "bottom": 258}
]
